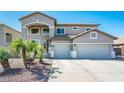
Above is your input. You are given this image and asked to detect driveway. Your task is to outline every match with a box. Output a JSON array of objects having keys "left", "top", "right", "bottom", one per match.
[{"left": 48, "top": 59, "right": 124, "bottom": 82}]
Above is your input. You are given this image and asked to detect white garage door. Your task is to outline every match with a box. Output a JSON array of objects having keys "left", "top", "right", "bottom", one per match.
[
  {"left": 77, "top": 44, "right": 111, "bottom": 59},
  {"left": 54, "top": 44, "right": 70, "bottom": 59}
]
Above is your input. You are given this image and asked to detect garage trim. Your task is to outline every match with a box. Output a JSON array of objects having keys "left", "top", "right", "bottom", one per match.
[{"left": 51, "top": 43, "right": 113, "bottom": 45}]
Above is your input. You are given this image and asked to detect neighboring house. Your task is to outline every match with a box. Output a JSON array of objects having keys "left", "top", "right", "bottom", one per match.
[
  {"left": 19, "top": 12, "right": 117, "bottom": 59},
  {"left": 114, "top": 37, "right": 124, "bottom": 57},
  {"left": 0, "top": 24, "right": 21, "bottom": 47}
]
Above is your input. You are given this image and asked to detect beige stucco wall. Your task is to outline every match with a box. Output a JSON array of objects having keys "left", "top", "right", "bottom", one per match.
[
  {"left": 23, "top": 26, "right": 49, "bottom": 44},
  {"left": 0, "top": 26, "right": 3, "bottom": 46},
  {"left": 56, "top": 25, "right": 98, "bottom": 35},
  {"left": 21, "top": 13, "right": 55, "bottom": 27},
  {"left": 21, "top": 13, "right": 55, "bottom": 41},
  {"left": 73, "top": 31, "right": 113, "bottom": 43},
  {"left": 2, "top": 26, "right": 21, "bottom": 47}
]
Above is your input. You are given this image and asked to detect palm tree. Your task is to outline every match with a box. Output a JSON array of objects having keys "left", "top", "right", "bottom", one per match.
[
  {"left": 11, "top": 39, "right": 28, "bottom": 68},
  {"left": 0, "top": 48, "right": 11, "bottom": 71},
  {"left": 27, "top": 41, "right": 46, "bottom": 64},
  {"left": 11, "top": 39, "right": 46, "bottom": 68},
  {"left": 36, "top": 44, "right": 45, "bottom": 64},
  {"left": 26, "top": 41, "right": 39, "bottom": 61}
]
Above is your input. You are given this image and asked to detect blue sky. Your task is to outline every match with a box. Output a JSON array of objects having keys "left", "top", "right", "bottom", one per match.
[{"left": 0, "top": 11, "right": 124, "bottom": 37}]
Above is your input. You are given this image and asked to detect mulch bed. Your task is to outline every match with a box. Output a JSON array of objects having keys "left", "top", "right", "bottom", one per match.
[{"left": 0, "top": 58, "right": 53, "bottom": 82}]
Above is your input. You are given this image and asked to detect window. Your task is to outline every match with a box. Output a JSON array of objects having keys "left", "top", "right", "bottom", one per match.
[
  {"left": 85, "top": 27, "right": 93, "bottom": 32},
  {"left": 6, "top": 33, "right": 12, "bottom": 47},
  {"left": 30, "top": 27, "right": 40, "bottom": 35},
  {"left": 42, "top": 28, "right": 49, "bottom": 35},
  {"left": 31, "top": 39, "right": 40, "bottom": 44},
  {"left": 56, "top": 28, "right": 64, "bottom": 35},
  {"left": 72, "top": 27, "right": 79, "bottom": 30},
  {"left": 90, "top": 32, "right": 98, "bottom": 39}
]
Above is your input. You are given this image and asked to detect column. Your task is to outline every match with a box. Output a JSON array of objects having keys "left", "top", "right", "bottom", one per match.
[
  {"left": 49, "top": 26, "right": 55, "bottom": 37},
  {"left": 22, "top": 26, "right": 29, "bottom": 39},
  {"left": 122, "top": 47, "right": 124, "bottom": 56}
]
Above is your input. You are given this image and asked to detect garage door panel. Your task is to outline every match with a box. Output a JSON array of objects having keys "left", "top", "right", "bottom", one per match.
[
  {"left": 54, "top": 44, "right": 70, "bottom": 59},
  {"left": 77, "top": 44, "right": 111, "bottom": 59}
]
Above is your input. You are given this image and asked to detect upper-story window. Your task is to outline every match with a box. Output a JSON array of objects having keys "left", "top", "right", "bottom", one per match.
[
  {"left": 56, "top": 28, "right": 64, "bottom": 35},
  {"left": 42, "top": 27, "right": 49, "bottom": 35},
  {"left": 30, "top": 27, "right": 40, "bottom": 35},
  {"left": 72, "top": 27, "right": 79, "bottom": 30},
  {"left": 85, "top": 27, "right": 93, "bottom": 32},
  {"left": 90, "top": 32, "right": 98, "bottom": 39}
]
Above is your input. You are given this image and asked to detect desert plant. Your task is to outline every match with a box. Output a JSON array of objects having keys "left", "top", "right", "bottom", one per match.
[
  {"left": 11, "top": 39, "right": 46, "bottom": 68},
  {"left": 0, "top": 48, "right": 11, "bottom": 70},
  {"left": 26, "top": 41, "right": 39, "bottom": 61},
  {"left": 11, "top": 39, "right": 28, "bottom": 68},
  {"left": 36, "top": 44, "right": 45, "bottom": 64}
]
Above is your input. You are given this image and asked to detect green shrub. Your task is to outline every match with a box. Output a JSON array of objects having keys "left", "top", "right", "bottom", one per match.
[{"left": 0, "top": 47, "right": 11, "bottom": 70}]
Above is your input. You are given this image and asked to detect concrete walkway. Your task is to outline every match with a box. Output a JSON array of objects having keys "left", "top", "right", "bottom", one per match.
[{"left": 48, "top": 60, "right": 124, "bottom": 82}]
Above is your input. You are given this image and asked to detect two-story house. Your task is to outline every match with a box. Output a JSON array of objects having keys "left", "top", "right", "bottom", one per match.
[
  {"left": 19, "top": 12, "right": 117, "bottom": 59},
  {"left": 0, "top": 24, "right": 21, "bottom": 47}
]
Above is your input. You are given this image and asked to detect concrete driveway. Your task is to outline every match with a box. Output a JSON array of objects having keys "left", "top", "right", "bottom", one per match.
[{"left": 48, "top": 59, "right": 124, "bottom": 82}]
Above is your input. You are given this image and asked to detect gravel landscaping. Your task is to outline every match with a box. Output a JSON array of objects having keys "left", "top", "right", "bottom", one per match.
[{"left": 0, "top": 58, "right": 53, "bottom": 82}]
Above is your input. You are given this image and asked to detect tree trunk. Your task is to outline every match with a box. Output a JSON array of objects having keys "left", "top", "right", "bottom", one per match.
[
  {"left": 32, "top": 50, "right": 37, "bottom": 61},
  {"left": 22, "top": 48, "right": 27, "bottom": 68},
  {"left": 39, "top": 58, "right": 43, "bottom": 64},
  {"left": 1, "top": 59, "right": 10, "bottom": 71}
]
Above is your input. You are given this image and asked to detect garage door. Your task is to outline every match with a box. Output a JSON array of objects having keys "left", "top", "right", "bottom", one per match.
[
  {"left": 77, "top": 44, "right": 111, "bottom": 59},
  {"left": 54, "top": 44, "right": 70, "bottom": 59}
]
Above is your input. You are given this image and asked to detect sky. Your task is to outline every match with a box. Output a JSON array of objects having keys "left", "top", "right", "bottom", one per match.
[{"left": 0, "top": 11, "right": 124, "bottom": 37}]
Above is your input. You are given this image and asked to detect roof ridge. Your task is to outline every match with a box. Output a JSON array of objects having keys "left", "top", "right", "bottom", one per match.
[
  {"left": 57, "top": 24, "right": 100, "bottom": 26},
  {"left": 72, "top": 29, "right": 118, "bottom": 40},
  {"left": 19, "top": 11, "right": 56, "bottom": 21},
  {"left": 0, "top": 23, "right": 21, "bottom": 33}
]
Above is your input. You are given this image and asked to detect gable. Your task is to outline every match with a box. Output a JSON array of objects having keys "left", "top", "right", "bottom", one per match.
[
  {"left": 73, "top": 30, "right": 115, "bottom": 43},
  {"left": 20, "top": 12, "right": 55, "bottom": 26},
  {"left": 19, "top": 12, "right": 56, "bottom": 21}
]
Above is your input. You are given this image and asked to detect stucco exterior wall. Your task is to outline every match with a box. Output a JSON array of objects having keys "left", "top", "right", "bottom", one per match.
[
  {"left": 21, "top": 13, "right": 55, "bottom": 40},
  {"left": 0, "top": 26, "right": 3, "bottom": 46},
  {"left": 22, "top": 26, "right": 49, "bottom": 44},
  {"left": 55, "top": 25, "right": 98, "bottom": 35},
  {"left": 73, "top": 31, "right": 113, "bottom": 43},
  {"left": 3, "top": 26, "right": 21, "bottom": 46},
  {"left": 21, "top": 13, "right": 55, "bottom": 27}
]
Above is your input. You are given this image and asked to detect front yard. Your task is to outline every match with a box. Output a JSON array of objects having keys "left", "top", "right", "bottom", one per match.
[
  {"left": 0, "top": 58, "right": 53, "bottom": 82},
  {"left": 0, "top": 59, "right": 124, "bottom": 82}
]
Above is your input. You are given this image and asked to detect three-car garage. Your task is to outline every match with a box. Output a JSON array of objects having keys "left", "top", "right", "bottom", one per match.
[
  {"left": 52, "top": 43, "right": 112, "bottom": 59},
  {"left": 50, "top": 30, "right": 117, "bottom": 59}
]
